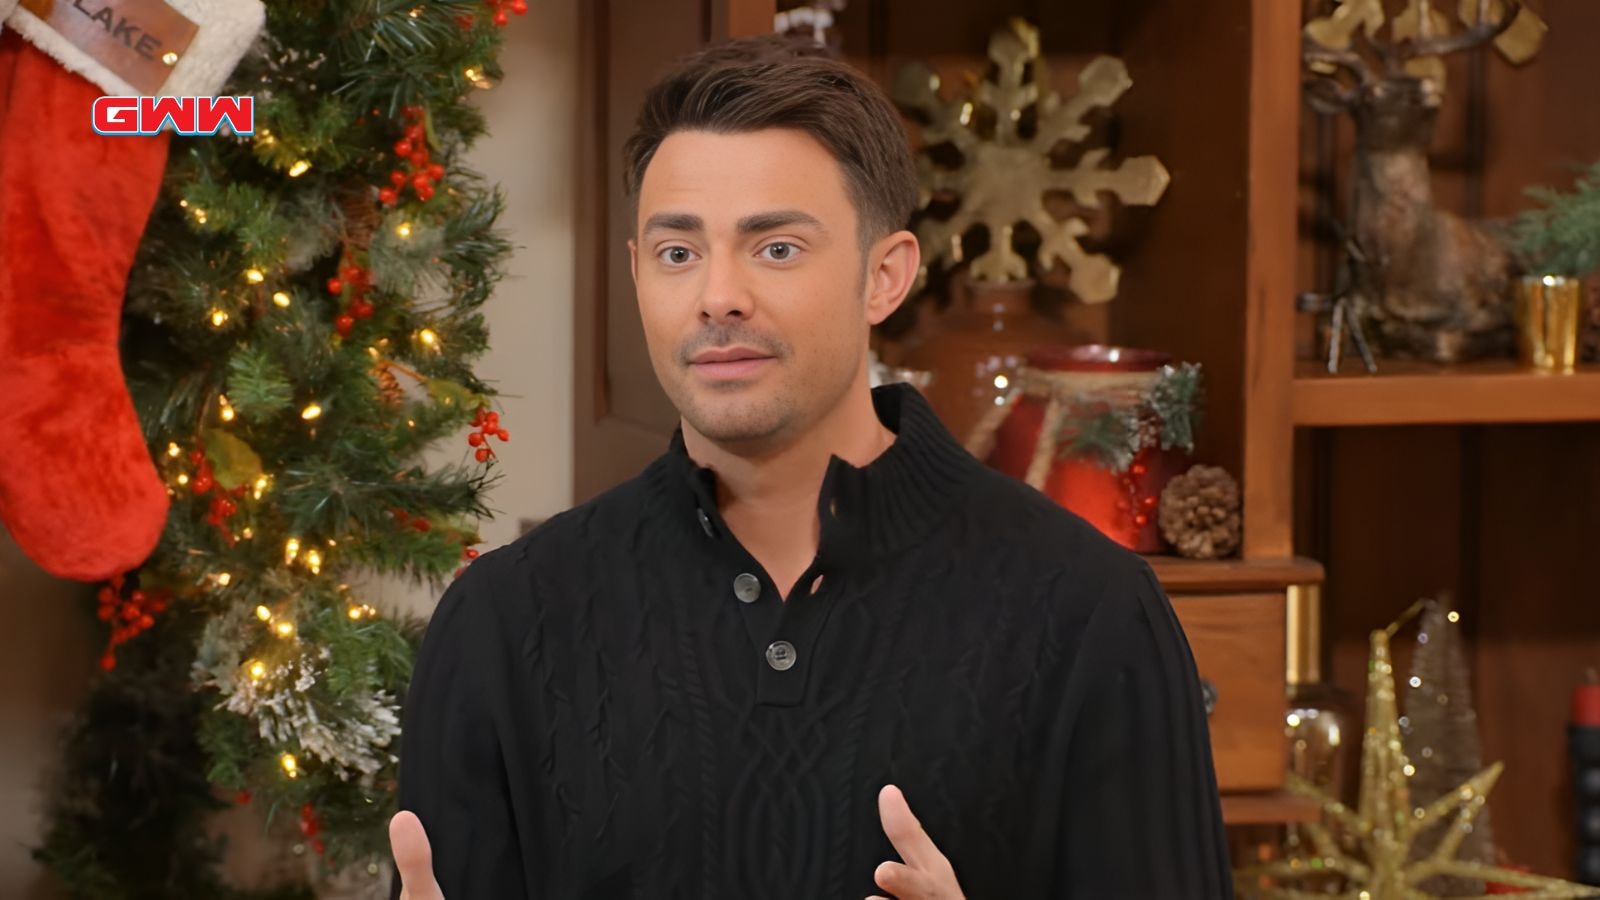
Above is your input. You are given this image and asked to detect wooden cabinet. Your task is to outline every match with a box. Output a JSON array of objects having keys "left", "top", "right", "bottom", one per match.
[{"left": 1170, "top": 593, "right": 1286, "bottom": 793}]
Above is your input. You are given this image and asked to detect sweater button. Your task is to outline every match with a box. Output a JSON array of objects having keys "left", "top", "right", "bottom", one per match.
[
  {"left": 733, "top": 572, "right": 761, "bottom": 603},
  {"left": 765, "top": 640, "right": 797, "bottom": 671},
  {"left": 696, "top": 507, "right": 714, "bottom": 537}
]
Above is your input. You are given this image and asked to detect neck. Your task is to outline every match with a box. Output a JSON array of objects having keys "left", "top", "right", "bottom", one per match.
[{"left": 680, "top": 365, "right": 894, "bottom": 583}]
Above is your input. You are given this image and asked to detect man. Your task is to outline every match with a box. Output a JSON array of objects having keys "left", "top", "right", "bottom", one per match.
[{"left": 390, "top": 34, "right": 1230, "bottom": 900}]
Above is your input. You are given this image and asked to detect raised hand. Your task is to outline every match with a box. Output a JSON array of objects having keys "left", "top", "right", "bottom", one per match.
[
  {"left": 390, "top": 811, "right": 445, "bottom": 900},
  {"left": 867, "top": 784, "right": 966, "bottom": 900}
]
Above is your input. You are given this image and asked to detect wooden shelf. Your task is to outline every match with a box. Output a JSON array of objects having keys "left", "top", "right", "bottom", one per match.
[
  {"left": 1221, "top": 791, "right": 1322, "bottom": 825},
  {"left": 1292, "top": 359, "right": 1600, "bottom": 427},
  {"left": 1146, "top": 556, "right": 1324, "bottom": 594}
]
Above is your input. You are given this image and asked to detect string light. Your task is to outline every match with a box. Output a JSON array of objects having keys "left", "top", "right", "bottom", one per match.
[
  {"left": 209, "top": 309, "right": 230, "bottom": 328},
  {"left": 256, "top": 605, "right": 273, "bottom": 621},
  {"left": 272, "top": 291, "right": 292, "bottom": 308},
  {"left": 348, "top": 606, "right": 364, "bottom": 620},
  {"left": 216, "top": 572, "right": 233, "bottom": 586},
  {"left": 192, "top": 207, "right": 208, "bottom": 224},
  {"left": 288, "top": 159, "right": 312, "bottom": 177},
  {"left": 1447, "top": 610, "right": 1461, "bottom": 623},
  {"left": 275, "top": 620, "right": 296, "bottom": 638},
  {"left": 408, "top": 5, "right": 422, "bottom": 15},
  {"left": 167, "top": 442, "right": 182, "bottom": 458},
  {"left": 240, "top": 527, "right": 254, "bottom": 539},
  {"left": 161, "top": 50, "right": 178, "bottom": 66},
  {"left": 417, "top": 328, "right": 439, "bottom": 349},
  {"left": 247, "top": 659, "right": 267, "bottom": 681},
  {"left": 244, "top": 268, "right": 265, "bottom": 284},
  {"left": 464, "top": 67, "right": 491, "bottom": 89},
  {"left": 176, "top": 473, "right": 190, "bottom": 486},
  {"left": 301, "top": 403, "right": 323, "bottom": 421},
  {"left": 219, "top": 395, "right": 236, "bottom": 422},
  {"left": 256, "top": 128, "right": 275, "bottom": 146},
  {"left": 395, "top": 221, "right": 413, "bottom": 239},
  {"left": 303, "top": 548, "right": 323, "bottom": 575},
  {"left": 280, "top": 753, "right": 299, "bottom": 777},
  {"left": 284, "top": 537, "right": 301, "bottom": 564}
]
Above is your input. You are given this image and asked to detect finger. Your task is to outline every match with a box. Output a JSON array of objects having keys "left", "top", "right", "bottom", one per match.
[
  {"left": 878, "top": 784, "right": 945, "bottom": 871},
  {"left": 390, "top": 810, "right": 445, "bottom": 900},
  {"left": 875, "top": 859, "right": 934, "bottom": 898}
]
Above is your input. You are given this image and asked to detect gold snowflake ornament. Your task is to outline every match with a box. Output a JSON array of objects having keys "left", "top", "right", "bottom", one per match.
[
  {"left": 893, "top": 17, "right": 1169, "bottom": 301},
  {"left": 1235, "top": 610, "right": 1600, "bottom": 899}
]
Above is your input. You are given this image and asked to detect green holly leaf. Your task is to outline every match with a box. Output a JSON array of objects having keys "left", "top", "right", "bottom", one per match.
[
  {"left": 201, "top": 428, "right": 264, "bottom": 490},
  {"left": 425, "top": 378, "right": 481, "bottom": 411}
]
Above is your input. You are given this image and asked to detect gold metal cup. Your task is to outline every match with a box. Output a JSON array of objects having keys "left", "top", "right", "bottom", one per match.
[{"left": 1514, "top": 274, "right": 1583, "bottom": 373}]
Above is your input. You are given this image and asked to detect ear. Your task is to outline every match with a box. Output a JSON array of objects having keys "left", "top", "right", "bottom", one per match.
[
  {"left": 865, "top": 230, "right": 920, "bottom": 327},
  {"left": 627, "top": 239, "right": 639, "bottom": 287}
]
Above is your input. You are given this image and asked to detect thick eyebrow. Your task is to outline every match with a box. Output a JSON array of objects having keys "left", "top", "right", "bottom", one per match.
[{"left": 641, "top": 209, "right": 826, "bottom": 239}]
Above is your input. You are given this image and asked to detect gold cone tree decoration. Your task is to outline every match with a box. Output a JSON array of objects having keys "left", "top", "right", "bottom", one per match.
[
  {"left": 1235, "top": 603, "right": 1600, "bottom": 899},
  {"left": 893, "top": 17, "right": 1168, "bottom": 301}
]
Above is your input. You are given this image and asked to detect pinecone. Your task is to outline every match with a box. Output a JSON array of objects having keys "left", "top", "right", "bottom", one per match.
[{"left": 1158, "top": 465, "right": 1241, "bottom": 559}]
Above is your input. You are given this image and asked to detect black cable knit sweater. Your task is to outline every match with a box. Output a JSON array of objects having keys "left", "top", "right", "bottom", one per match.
[{"left": 396, "top": 383, "right": 1231, "bottom": 899}]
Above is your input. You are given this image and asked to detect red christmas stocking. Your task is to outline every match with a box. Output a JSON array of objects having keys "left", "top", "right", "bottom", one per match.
[{"left": 0, "top": 31, "right": 172, "bottom": 582}]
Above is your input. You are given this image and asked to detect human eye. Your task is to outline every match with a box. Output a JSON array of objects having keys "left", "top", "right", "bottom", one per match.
[
  {"left": 759, "top": 241, "right": 800, "bottom": 262},
  {"left": 657, "top": 246, "right": 697, "bottom": 266}
]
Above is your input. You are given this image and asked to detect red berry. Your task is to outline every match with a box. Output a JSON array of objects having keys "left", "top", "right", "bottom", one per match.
[
  {"left": 236, "top": 790, "right": 252, "bottom": 805},
  {"left": 326, "top": 277, "right": 344, "bottom": 296},
  {"left": 464, "top": 548, "right": 480, "bottom": 559},
  {"left": 351, "top": 300, "right": 374, "bottom": 319},
  {"left": 407, "top": 124, "right": 425, "bottom": 141},
  {"left": 378, "top": 187, "right": 397, "bottom": 205},
  {"left": 412, "top": 519, "right": 431, "bottom": 533},
  {"left": 474, "top": 447, "right": 491, "bottom": 463},
  {"left": 416, "top": 183, "right": 435, "bottom": 202},
  {"left": 97, "top": 606, "right": 115, "bottom": 622},
  {"left": 496, "top": 428, "right": 509, "bottom": 441},
  {"left": 410, "top": 150, "right": 431, "bottom": 169},
  {"left": 335, "top": 314, "right": 355, "bottom": 337},
  {"left": 467, "top": 432, "right": 484, "bottom": 447},
  {"left": 191, "top": 473, "right": 214, "bottom": 494},
  {"left": 394, "top": 138, "right": 413, "bottom": 157},
  {"left": 341, "top": 265, "right": 362, "bottom": 283},
  {"left": 138, "top": 614, "right": 154, "bottom": 629},
  {"left": 427, "top": 163, "right": 445, "bottom": 181},
  {"left": 221, "top": 499, "right": 237, "bottom": 516},
  {"left": 99, "top": 653, "right": 116, "bottom": 671},
  {"left": 389, "top": 170, "right": 407, "bottom": 187},
  {"left": 492, "top": 9, "right": 508, "bottom": 25},
  {"left": 312, "top": 838, "right": 325, "bottom": 855},
  {"left": 456, "top": 13, "right": 475, "bottom": 28},
  {"left": 402, "top": 104, "right": 422, "bottom": 119},
  {"left": 511, "top": 0, "right": 526, "bottom": 12},
  {"left": 411, "top": 172, "right": 432, "bottom": 192},
  {"left": 485, "top": 411, "right": 499, "bottom": 427},
  {"left": 189, "top": 450, "right": 205, "bottom": 465}
]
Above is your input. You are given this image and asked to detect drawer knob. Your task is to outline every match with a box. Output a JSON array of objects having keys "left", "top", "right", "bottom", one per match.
[{"left": 1200, "top": 678, "right": 1218, "bottom": 717}]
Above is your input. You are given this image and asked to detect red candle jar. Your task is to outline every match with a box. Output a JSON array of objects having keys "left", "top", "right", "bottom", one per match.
[{"left": 982, "top": 345, "right": 1196, "bottom": 553}]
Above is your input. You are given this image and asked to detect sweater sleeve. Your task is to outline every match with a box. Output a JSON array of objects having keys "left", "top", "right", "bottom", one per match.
[
  {"left": 1052, "top": 563, "right": 1233, "bottom": 899},
  {"left": 395, "top": 570, "right": 529, "bottom": 898}
]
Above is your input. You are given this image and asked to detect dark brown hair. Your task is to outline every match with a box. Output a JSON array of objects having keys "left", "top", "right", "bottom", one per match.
[{"left": 622, "top": 35, "right": 918, "bottom": 249}]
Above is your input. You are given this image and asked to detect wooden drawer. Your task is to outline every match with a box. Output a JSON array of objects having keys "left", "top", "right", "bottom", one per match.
[{"left": 1169, "top": 593, "right": 1286, "bottom": 793}]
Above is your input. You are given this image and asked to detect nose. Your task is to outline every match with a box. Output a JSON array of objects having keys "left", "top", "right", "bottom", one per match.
[{"left": 698, "top": 251, "right": 751, "bottom": 323}]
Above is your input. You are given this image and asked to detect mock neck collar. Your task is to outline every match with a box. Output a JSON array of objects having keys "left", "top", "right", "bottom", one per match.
[{"left": 657, "top": 383, "right": 981, "bottom": 570}]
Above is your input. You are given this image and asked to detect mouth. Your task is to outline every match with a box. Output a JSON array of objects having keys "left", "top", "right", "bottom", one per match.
[{"left": 688, "top": 346, "right": 775, "bottom": 381}]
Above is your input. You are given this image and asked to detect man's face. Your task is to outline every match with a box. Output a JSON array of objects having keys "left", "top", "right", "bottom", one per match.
[{"left": 629, "top": 128, "right": 906, "bottom": 447}]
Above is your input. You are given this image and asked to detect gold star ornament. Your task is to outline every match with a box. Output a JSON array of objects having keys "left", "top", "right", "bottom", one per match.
[{"left": 1235, "top": 609, "right": 1600, "bottom": 899}]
